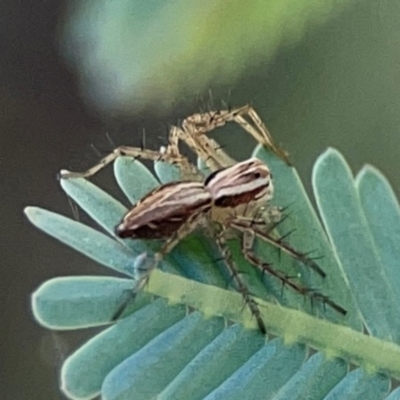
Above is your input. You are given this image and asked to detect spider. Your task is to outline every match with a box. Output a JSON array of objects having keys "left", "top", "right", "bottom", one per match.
[{"left": 61, "top": 105, "right": 345, "bottom": 333}]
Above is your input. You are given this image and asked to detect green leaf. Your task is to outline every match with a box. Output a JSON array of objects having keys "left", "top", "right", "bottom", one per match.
[
  {"left": 313, "top": 148, "right": 400, "bottom": 342},
  {"left": 25, "top": 207, "right": 138, "bottom": 276},
  {"left": 31, "top": 276, "right": 145, "bottom": 328},
  {"left": 61, "top": 299, "right": 186, "bottom": 399},
  {"left": 101, "top": 312, "right": 224, "bottom": 400},
  {"left": 274, "top": 352, "right": 348, "bottom": 400},
  {"left": 324, "top": 369, "right": 390, "bottom": 400},
  {"left": 205, "top": 339, "right": 306, "bottom": 400},
  {"left": 114, "top": 157, "right": 159, "bottom": 203},
  {"left": 26, "top": 146, "right": 400, "bottom": 399},
  {"left": 355, "top": 165, "right": 400, "bottom": 305},
  {"left": 157, "top": 324, "right": 265, "bottom": 400},
  {"left": 154, "top": 159, "right": 182, "bottom": 184}
]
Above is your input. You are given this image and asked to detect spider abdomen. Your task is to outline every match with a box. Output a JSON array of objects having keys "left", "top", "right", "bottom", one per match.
[{"left": 115, "top": 181, "right": 212, "bottom": 239}]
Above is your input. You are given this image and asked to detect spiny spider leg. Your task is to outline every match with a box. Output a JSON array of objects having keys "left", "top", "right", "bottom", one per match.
[
  {"left": 112, "top": 253, "right": 152, "bottom": 320},
  {"left": 113, "top": 211, "right": 207, "bottom": 320},
  {"left": 179, "top": 120, "right": 236, "bottom": 171},
  {"left": 237, "top": 107, "right": 290, "bottom": 164},
  {"left": 230, "top": 217, "right": 326, "bottom": 278},
  {"left": 215, "top": 229, "right": 266, "bottom": 334},
  {"left": 60, "top": 126, "right": 202, "bottom": 181},
  {"left": 239, "top": 228, "right": 346, "bottom": 315},
  {"left": 182, "top": 104, "right": 290, "bottom": 166}
]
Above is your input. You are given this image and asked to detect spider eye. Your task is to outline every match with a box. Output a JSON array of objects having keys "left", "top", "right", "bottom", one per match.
[{"left": 254, "top": 172, "right": 261, "bottom": 179}]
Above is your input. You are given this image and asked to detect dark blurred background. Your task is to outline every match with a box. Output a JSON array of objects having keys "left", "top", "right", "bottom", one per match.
[{"left": 2, "top": 0, "right": 400, "bottom": 398}]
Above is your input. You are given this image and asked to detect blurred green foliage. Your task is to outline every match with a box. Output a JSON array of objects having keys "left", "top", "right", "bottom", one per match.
[{"left": 62, "top": 0, "right": 354, "bottom": 112}]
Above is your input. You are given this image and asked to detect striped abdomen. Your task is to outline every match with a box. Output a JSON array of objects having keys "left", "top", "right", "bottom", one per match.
[{"left": 115, "top": 181, "right": 211, "bottom": 239}]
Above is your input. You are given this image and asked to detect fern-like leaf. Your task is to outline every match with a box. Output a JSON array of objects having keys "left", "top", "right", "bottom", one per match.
[{"left": 25, "top": 146, "right": 400, "bottom": 400}]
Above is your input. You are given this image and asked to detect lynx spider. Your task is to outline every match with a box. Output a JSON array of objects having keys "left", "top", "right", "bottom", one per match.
[{"left": 61, "top": 105, "right": 345, "bottom": 333}]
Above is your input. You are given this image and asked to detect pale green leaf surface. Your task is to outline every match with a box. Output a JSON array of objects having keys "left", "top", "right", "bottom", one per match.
[
  {"left": 31, "top": 276, "right": 147, "bottom": 329},
  {"left": 204, "top": 339, "right": 306, "bottom": 400},
  {"left": 313, "top": 148, "right": 400, "bottom": 342},
  {"left": 60, "top": 177, "right": 149, "bottom": 257},
  {"left": 324, "top": 369, "right": 390, "bottom": 400},
  {"left": 274, "top": 352, "right": 348, "bottom": 400},
  {"left": 158, "top": 324, "right": 266, "bottom": 400},
  {"left": 386, "top": 387, "right": 400, "bottom": 400},
  {"left": 356, "top": 165, "right": 400, "bottom": 305},
  {"left": 154, "top": 159, "right": 181, "bottom": 184},
  {"left": 113, "top": 157, "right": 159, "bottom": 203},
  {"left": 61, "top": 299, "right": 186, "bottom": 400},
  {"left": 101, "top": 312, "right": 224, "bottom": 400},
  {"left": 25, "top": 207, "right": 137, "bottom": 276}
]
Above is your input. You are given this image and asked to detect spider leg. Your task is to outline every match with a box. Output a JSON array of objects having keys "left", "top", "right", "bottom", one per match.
[
  {"left": 60, "top": 145, "right": 190, "bottom": 179},
  {"left": 112, "top": 253, "right": 153, "bottom": 320},
  {"left": 180, "top": 118, "right": 235, "bottom": 171},
  {"left": 231, "top": 216, "right": 326, "bottom": 278},
  {"left": 60, "top": 121, "right": 204, "bottom": 181},
  {"left": 165, "top": 126, "right": 203, "bottom": 180},
  {"left": 215, "top": 228, "right": 267, "bottom": 334},
  {"left": 112, "top": 212, "right": 206, "bottom": 320},
  {"left": 238, "top": 227, "right": 346, "bottom": 315},
  {"left": 236, "top": 106, "right": 290, "bottom": 165},
  {"left": 183, "top": 105, "right": 290, "bottom": 165}
]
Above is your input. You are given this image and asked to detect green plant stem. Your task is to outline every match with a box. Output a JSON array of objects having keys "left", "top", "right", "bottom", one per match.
[{"left": 147, "top": 269, "right": 400, "bottom": 380}]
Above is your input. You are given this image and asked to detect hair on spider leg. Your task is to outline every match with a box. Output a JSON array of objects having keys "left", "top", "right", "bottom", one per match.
[
  {"left": 270, "top": 236, "right": 327, "bottom": 278},
  {"left": 90, "top": 143, "right": 103, "bottom": 158},
  {"left": 220, "top": 87, "right": 232, "bottom": 112},
  {"left": 157, "top": 124, "right": 171, "bottom": 144},
  {"left": 105, "top": 131, "right": 117, "bottom": 149},
  {"left": 276, "top": 228, "right": 297, "bottom": 262},
  {"left": 213, "top": 144, "right": 226, "bottom": 152},
  {"left": 208, "top": 88, "right": 215, "bottom": 110},
  {"left": 308, "top": 255, "right": 327, "bottom": 264},
  {"left": 139, "top": 128, "right": 147, "bottom": 151},
  {"left": 319, "top": 294, "right": 344, "bottom": 315},
  {"left": 299, "top": 250, "right": 327, "bottom": 267},
  {"left": 278, "top": 201, "right": 297, "bottom": 215},
  {"left": 237, "top": 296, "right": 267, "bottom": 335},
  {"left": 279, "top": 279, "right": 289, "bottom": 298},
  {"left": 263, "top": 212, "right": 292, "bottom": 232},
  {"left": 299, "top": 286, "right": 347, "bottom": 316},
  {"left": 211, "top": 256, "right": 227, "bottom": 264},
  {"left": 276, "top": 228, "right": 298, "bottom": 244},
  {"left": 258, "top": 261, "right": 273, "bottom": 281},
  {"left": 300, "top": 248, "right": 320, "bottom": 257},
  {"left": 66, "top": 195, "right": 80, "bottom": 222}
]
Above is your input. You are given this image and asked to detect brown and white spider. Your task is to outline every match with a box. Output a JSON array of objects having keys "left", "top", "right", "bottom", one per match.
[{"left": 61, "top": 105, "right": 345, "bottom": 333}]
